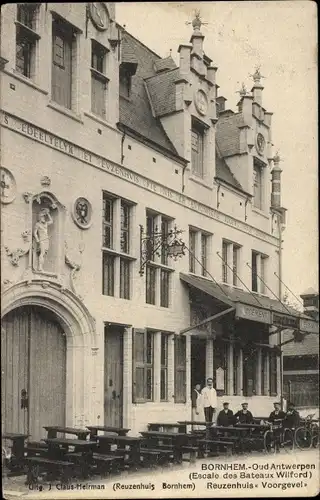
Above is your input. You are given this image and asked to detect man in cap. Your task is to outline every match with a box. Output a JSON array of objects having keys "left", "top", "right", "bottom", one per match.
[
  {"left": 234, "top": 402, "right": 254, "bottom": 425},
  {"left": 283, "top": 402, "right": 300, "bottom": 429},
  {"left": 268, "top": 402, "right": 286, "bottom": 423},
  {"left": 201, "top": 378, "right": 217, "bottom": 424},
  {"left": 217, "top": 402, "right": 234, "bottom": 427}
]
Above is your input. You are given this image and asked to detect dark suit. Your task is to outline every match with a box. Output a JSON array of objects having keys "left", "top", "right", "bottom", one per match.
[
  {"left": 268, "top": 410, "right": 286, "bottom": 423},
  {"left": 217, "top": 409, "right": 234, "bottom": 427},
  {"left": 234, "top": 410, "right": 254, "bottom": 424},
  {"left": 284, "top": 410, "right": 300, "bottom": 429}
]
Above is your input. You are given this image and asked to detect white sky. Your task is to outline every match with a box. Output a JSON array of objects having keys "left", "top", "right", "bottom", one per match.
[{"left": 116, "top": 1, "right": 318, "bottom": 303}]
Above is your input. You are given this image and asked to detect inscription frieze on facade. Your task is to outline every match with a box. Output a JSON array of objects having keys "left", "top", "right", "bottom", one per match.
[{"left": 1, "top": 111, "right": 278, "bottom": 246}]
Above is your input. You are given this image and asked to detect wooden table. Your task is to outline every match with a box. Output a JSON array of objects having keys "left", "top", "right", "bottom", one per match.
[
  {"left": 140, "top": 431, "right": 199, "bottom": 463},
  {"left": 2, "top": 433, "right": 29, "bottom": 474},
  {"left": 96, "top": 435, "right": 142, "bottom": 468},
  {"left": 87, "top": 425, "right": 130, "bottom": 438},
  {"left": 147, "top": 422, "right": 187, "bottom": 433},
  {"left": 44, "top": 438, "right": 97, "bottom": 478},
  {"left": 177, "top": 421, "right": 212, "bottom": 433},
  {"left": 44, "top": 426, "right": 90, "bottom": 440}
]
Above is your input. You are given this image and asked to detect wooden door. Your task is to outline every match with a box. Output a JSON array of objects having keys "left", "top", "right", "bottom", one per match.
[
  {"left": 104, "top": 327, "right": 123, "bottom": 427},
  {"left": 1, "top": 306, "right": 66, "bottom": 441}
]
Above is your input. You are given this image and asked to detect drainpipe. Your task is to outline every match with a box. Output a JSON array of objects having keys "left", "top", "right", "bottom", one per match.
[
  {"left": 181, "top": 163, "right": 187, "bottom": 193},
  {"left": 277, "top": 215, "right": 284, "bottom": 410},
  {"left": 120, "top": 129, "right": 126, "bottom": 164}
]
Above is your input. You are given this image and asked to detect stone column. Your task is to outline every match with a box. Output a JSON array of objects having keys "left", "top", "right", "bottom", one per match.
[
  {"left": 256, "top": 347, "right": 262, "bottom": 396},
  {"left": 227, "top": 342, "right": 234, "bottom": 396},
  {"left": 238, "top": 348, "right": 243, "bottom": 396},
  {"left": 206, "top": 337, "right": 214, "bottom": 380}
]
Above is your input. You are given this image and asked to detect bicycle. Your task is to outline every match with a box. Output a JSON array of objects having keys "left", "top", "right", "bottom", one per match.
[
  {"left": 263, "top": 420, "right": 294, "bottom": 454},
  {"left": 295, "top": 414, "right": 320, "bottom": 450}
]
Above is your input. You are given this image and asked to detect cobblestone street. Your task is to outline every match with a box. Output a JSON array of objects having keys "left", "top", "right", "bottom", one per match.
[{"left": 3, "top": 448, "right": 319, "bottom": 499}]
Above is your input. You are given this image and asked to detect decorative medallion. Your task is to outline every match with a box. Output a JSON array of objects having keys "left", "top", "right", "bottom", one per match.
[
  {"left": 40, "top": 176, "right": 51, "bottom": 187},
  {"left": 1, "top": 167, "right": 16, "bottom": 204},
  {"left": 194, "top": 89, "right": 208, "bottom": 116},
  {"left": 256, "top": 132, "right": 265, "bottom": 154},
  {"left": 88, "top": 2, "right": 109, "bottom": 31},
  {"left": 72, "top": 197, "right": 92, "bottom": 229}
]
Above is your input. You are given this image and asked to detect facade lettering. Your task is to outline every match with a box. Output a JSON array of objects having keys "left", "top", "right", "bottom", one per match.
[
  {"left": 1, "top": 111, "right": 278, "bottom": 245},
  {"left": 299, "top": 318, "right": 319, "bottom": 334},
  {"left": 236, "top": 303, "right": 272, "bottom": 324},
  {"left": 272, "top": 313, "right": 300, "bottom": 330}
]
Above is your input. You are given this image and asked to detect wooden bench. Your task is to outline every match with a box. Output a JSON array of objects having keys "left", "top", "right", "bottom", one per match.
[
  {"left": 198, "top": 439, "right": 235, "bottom": 457},
  {"left": 180, "top": 445, "right": 199, "bottom": 463},
  {"left": 140, "top": 447, "right": 173, "bottom": 467},
  {"left": 25, "top": 456, "right": 74, "bottom": 485}
]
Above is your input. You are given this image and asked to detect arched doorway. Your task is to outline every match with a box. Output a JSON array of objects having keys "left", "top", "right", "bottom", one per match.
[{"left": 1, "top": 305, "right": 66, "bottom": 441}]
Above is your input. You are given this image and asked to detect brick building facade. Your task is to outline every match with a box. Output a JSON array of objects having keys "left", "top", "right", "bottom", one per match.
[{"left": 1, "top": 3, "right": 317, "bottom": 439}]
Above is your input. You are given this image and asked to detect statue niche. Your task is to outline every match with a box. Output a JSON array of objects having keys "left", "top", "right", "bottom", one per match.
[{"left": 31, "top": 193, "right": 64, "bottom": 275}]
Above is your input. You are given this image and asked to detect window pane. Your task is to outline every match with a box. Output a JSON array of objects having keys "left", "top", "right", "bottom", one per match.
[
  {"left": 52, "top": 21, "right": 73, "bottom": 109},
  {"left": 146, "top": 331, "right": 153, "bottom": 364},
  {"left": 260, "top": 257, "right": 266, "bottom": 294},
  {"left": 17, "top": 5, "right": 37, "bottom": 30},
  {"left": 189, "top": 231, "right": 196, "bottom": 273},
  {"left": 269, "top": 352, "right": 277, "bottom": 396},
  {"left": 160, "top": 270, "right": 170, "bottom": 308},
  {"left": 146, "top": 368, "right": 153, "bottom": 400},
  {"left": 146, "top": 265, "right": 156, "bottom": 304},
  {"left": 103, "top": 196, "right": 113, "bottom": 248},
  {"left": 201, "top": 234, "right": 208, "bottom": 276},
  {"left": 233, "top": 246, "right": 239, "bottom": 286},
  {"left": 134, "top": 331, "right": 145, "bottom": 363},
  {"left": 252, "top": 252, "right": 258, "bottom": 291},
  {"left": 174, "top": 336, "right": 186, "bottom": 403},
  {"left": 91, "top": 42, "right": 105, "bottom": 73},
  {"left": 161, "top": 218, "right": 169, "bottom": 265},
  {"left": 160, "top": 368, "right": 167, "bottom": 401},
  {"left": 120, "top": 202, "right": 130, "bottom": 254},
  {"left": 120, "top": 258, "right": 130, "bottom": 299},
  {"left": 243, "top": 346, "right": 257, "bottom": 396},
  {"left": 222, "top": 241, "right": 228, "bottom": 283},
  {"left": 191, "top": 127, "right": 204, "bottom": 177},
  {"left": 16, "top": 33, "right": 33, "bottom": 78},
  {"left": 91, "top": 75, "right": 106, "bottom": 117},
  {"left": 161, "top": 334, "right": 168, "bottom": 367},
  {"left": 253, "top": 164, "right": 262, "bottom": 209},
  {"left": 102, "top": 253, "right": 114, "bottom": 296},
  {"left": 146, "top": 214, "right": 155, "bottom": 261}
]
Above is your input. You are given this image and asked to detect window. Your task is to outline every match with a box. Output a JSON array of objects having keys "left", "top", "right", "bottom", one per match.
[
  {"left": 145, "top": 210, "right": 173, "bottom": 307},
  {"left": 174, "top": 336, "right": 186, "bottom": 403},
  {"left": 232, "top": 245, "right": 240, "bottom": 286},
  {"left": 252, "top": 251, "right": 268, "bottom": 293},
  {"left": 243, "top": 345, "right": 257, "bottom": 396},
  {"left": 213, "top": 342, "right": 228, "bottom": 394},
  {"left": 189, "top": 230, "right": 196, "bottom": 273},
  {"left": 52, "top": 17, "right": 76, "bottom": 109},
  {"left": 120, "top": 201, "right": 130, "bottom": 254},
  {"left": 191, "top": 121, "right": 204, "bottom": 177},
  {"left": 269, "top": 351, "right": 278, "bottom": 396},
  {"left": 102, "top": 253, "right": 115, "bottom": 296},
  {"left": 102, "top": 193, "right": 134, "bottom": 299},
  {"left": 222, "top": 240, "right": 228, "bottom": 283},
  {"left": 146, "top": 265, "right": 156, "bottom": 305},
  {"left": 119, "top": 65, "right": 132, "bottom": 98},
  {"left": 132, "top": 329, "right": 154, "bottom": 402},
  {"left": 201, "top": 234, "right": 208, "bottom": 277},
  {"left": 253, "top": 161, "right": 262, "bottom": 209},
  {"left": 120, "top": 258, "right": 130, "bottom": 299},
  {"left": 160, "top": 270, "right": 170, "bottom": 308},
  {"left": 160, "top": 334, "right": 168, "bottom": 401},
  {"left": 16, "top": 4, "right": 40, "bottom": 79},
  {"left": 91, "top": 40, "right": 108, "bottom": 118},
  {"left": 252, "top": 252, "right": 258, "bottom": 292}
]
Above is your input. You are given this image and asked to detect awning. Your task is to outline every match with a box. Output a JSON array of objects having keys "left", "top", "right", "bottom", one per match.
[{"left": 180, "top": 273, "right": 319, "bottom": 333}]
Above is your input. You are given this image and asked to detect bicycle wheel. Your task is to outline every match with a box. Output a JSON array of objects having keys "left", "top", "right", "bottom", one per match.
[
  {"left": 311, "top": 426, "right": 319, "bottom": 448},
  {"left": 264, "top": 430, "right": 276, "bottom": 454},
  {"left": 295, "top": 427, "right": 312, "bottom": 449},
  {"left": 282, "top": 428, "right": 294, "bottom": 451}
]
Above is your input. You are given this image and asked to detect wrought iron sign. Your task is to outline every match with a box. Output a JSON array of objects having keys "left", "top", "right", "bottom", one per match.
[{"left": 139, "top": 224, "right": 185, "bottom": 276}]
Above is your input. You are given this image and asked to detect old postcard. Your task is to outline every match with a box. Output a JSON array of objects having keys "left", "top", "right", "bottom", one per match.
[{"left": 1, "top": 1, "right": 318, "bottom": 499}]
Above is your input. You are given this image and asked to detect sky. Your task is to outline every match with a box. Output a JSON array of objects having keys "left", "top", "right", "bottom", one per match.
[{"left": 116, "top": 1, "right": 318, "bottom": 304}]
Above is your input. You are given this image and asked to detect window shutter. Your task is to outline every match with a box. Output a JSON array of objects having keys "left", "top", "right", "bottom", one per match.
[
  {"left": 174, "top": 335, "right": 186, "bottom": 403},
  {"left": 132, "top": 328, "right": 146, "bottom": 403}
]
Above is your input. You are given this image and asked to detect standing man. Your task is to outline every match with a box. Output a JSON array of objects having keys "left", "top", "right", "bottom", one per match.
[
  {"left": 201, "top": 378, "right": 217, "bottom": 424},
  {"left": 234, "top": 402, "right": 254, "bottom": 424}
]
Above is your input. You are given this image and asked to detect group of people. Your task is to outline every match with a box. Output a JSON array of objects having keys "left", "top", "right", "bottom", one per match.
[{"left": 192, "top": 378, "right": 301, "bottom": 429}]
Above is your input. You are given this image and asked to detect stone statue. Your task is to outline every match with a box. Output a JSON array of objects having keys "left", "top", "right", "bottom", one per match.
[{"left": 33, "top": 208, "right": 53, "bottom": 272}]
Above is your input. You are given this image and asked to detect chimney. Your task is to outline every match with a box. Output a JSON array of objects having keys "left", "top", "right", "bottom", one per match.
[
  {"left": 236, "top": 83, "right": 248, "bottom": 113},
  {"left": 251, "top": 67, "right": 264, "bottom": 105},
  {"left": 300, "top": 289, "right": 319, "bottom": 321},
  {"left": 216, "top": 96, "right": 227, "bottom": 114},
  {"left": 271, "top": 153, "right": 282, "bottom": 208},
  {"left": 178, "top": 44, "right": 192, "bottom": 76}
]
